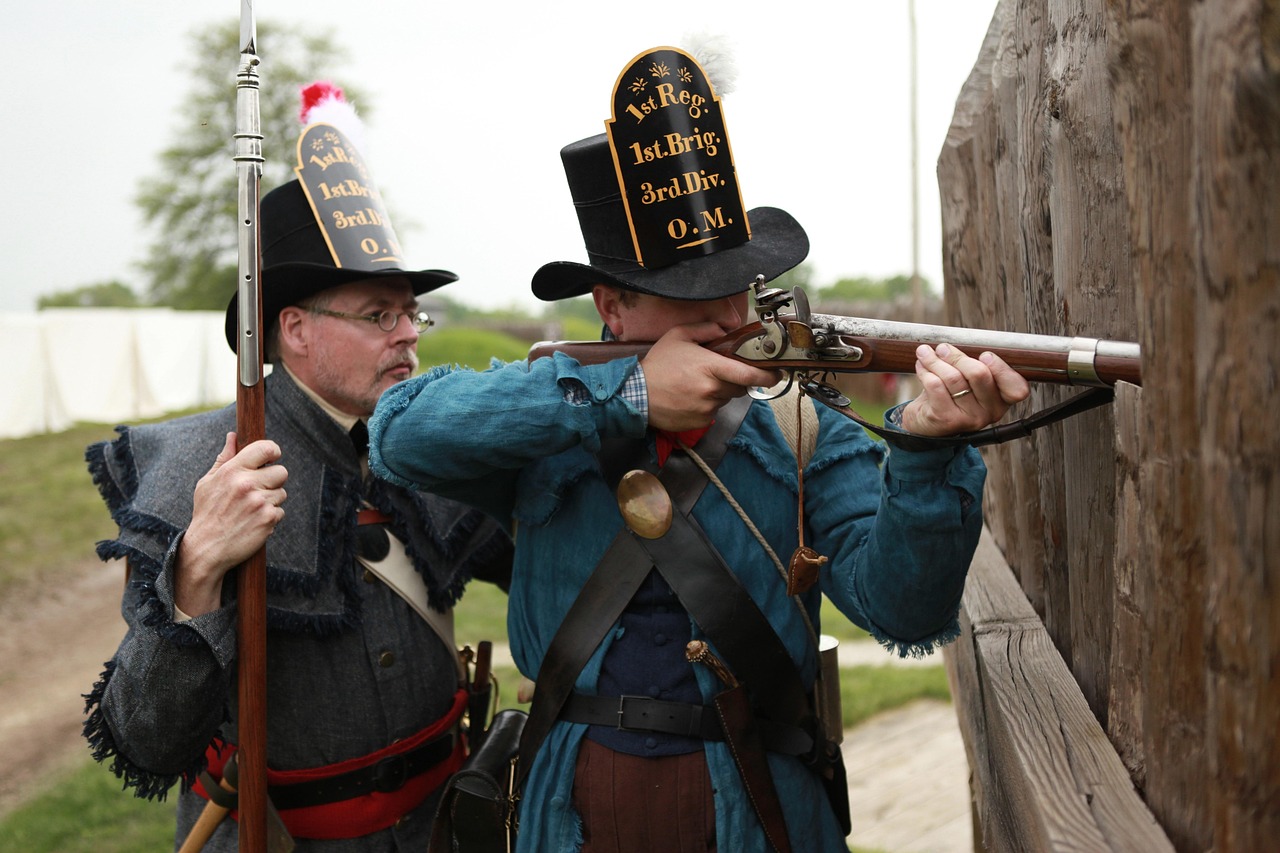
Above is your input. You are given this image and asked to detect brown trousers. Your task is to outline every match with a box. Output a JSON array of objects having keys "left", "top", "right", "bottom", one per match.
[{"left": 573, "top": 739, "right": 717, "bottom": 852}]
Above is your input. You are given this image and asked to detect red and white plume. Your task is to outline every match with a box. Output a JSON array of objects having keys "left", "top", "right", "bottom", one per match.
[{"left": 299, "top": 81, "right": 370, "bottom": 155}]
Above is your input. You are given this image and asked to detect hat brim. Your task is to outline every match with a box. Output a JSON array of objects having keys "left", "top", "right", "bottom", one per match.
[
  {"left": 531, "top": 207, "right": 809, "bottom": 302},
  {"left": 223, "top": 263, "right": 457, "bottom": 356}
]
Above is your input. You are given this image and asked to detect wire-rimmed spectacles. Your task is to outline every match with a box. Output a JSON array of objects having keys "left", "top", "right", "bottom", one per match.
[{"left": 308, "top": 307, "right": 434, "bottom": 334}]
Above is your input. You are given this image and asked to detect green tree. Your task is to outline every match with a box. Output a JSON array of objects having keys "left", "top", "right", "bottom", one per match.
[
  {"left": 771, "top": 261, "right": 815, "bottom": 293},
  {"left": 541, "top": 295, "right": 601, "bottom": 326},
  {"left": 816, "top": 273, "right": 924, "bottom": 302},
  {"left": 432, "top": 293, "right": 537, "bottom": 325},
  {"left": 36, "top": 280, "right": 140, "bottom": 309},
  {"left": 137, "top": 20, "right": 365, "bottom": 310}
]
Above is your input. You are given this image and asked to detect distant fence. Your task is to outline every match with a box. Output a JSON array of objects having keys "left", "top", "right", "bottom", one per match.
[{"left": 0, "top": 309, "right": 236, "bottom": 439}]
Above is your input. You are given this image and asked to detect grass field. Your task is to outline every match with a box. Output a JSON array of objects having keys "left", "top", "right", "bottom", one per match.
[
  {"left": 0, "top": 329, "right": 943, "bottom": 852},
  {"left": 0, "top": 421, "right": 124, "bottom": 590}
]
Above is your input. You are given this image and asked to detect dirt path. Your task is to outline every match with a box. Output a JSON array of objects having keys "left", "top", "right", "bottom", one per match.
[{"left": 0, "top": 558, "right": 127, "bottom": 819}]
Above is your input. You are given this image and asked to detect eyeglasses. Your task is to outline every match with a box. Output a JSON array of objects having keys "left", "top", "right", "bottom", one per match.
[{"left": 308, "top": 307, "right": 434, "bottom": 334}]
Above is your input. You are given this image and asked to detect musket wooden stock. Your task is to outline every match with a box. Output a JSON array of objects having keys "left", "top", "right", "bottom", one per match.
[
  {"left": 528, "top": 320, "right": 1143, "bottom": 388},
  {"left": 235, "top": 378, "right": 268, "bottom": 853}
]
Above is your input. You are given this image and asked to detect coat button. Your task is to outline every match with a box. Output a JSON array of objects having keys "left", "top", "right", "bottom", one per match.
[
  {"left": 379, "top": 651, "right": 395, "bottom": 667},
  {"left": 363, "top": 568, "right": 377, "bottom": 583}
]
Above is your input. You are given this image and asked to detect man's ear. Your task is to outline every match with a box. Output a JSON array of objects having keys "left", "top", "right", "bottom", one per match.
[
  {"left": 276, "top": 306, "right": 309, "bottom": 357},
  {"left": 592, "top": 285, "right": 625, "bottom": 338}
]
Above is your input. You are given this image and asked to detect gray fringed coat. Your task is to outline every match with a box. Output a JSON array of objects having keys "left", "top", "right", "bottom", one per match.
[{"left": 82, "top": 368, "right": 512, "bottom": 852}]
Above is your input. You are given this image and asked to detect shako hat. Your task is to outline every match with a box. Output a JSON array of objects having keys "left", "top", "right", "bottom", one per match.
[
  {"left": 532, "top": 45, "right": 808, "bottom": 302},
  {"left": 224, "top": 82, "right": 456, "bottom": 355}
]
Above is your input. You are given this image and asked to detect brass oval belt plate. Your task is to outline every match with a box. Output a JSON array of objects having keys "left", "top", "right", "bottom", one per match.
[{"left": 616, "top": 469, "right": 673, "bottom": 539}]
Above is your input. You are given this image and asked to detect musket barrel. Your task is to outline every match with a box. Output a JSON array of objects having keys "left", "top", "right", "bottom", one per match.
[
  {"left": 811, "top": 313, "right": 1141, "bottom": 387},
  {"left": 235, "top": 47, "right": 264, "bottom": 387},
  {"left": 811, "top": 314, "right": 1140, "bottom": 361}
]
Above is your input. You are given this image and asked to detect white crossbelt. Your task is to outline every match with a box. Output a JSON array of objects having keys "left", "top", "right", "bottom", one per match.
[{"left": 356, "top": 532, "right": 467, "bottom": 683}]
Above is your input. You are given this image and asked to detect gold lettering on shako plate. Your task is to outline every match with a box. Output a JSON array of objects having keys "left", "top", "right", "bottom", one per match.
[
  {"left": 307, "top": 145, "right": 354, "bottom": 171},
  {"left": 355, "top": 232, "right": 404, "bottom": 260},
  {"left": 665, "top": 208, "right": 733, "bottom": 245},
  {"left": 639, "top": 170, "right": 725, "bottom": 204},
  {"left": 623, "top": 81, "right": 708, "bottom": 123},
  {"left": 330, "top": 207, "right": 386, "bottom": 229},
  {"left": 316, "top": 179, "right": 371, "bottom": 200},
  {"left": 627, "top": 129, "right": 720, "bottom": 164}
]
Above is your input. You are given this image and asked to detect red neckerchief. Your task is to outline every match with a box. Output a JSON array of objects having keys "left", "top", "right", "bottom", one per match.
[{"left": 655, "top": 424, "right": 712, "bottom": 466}]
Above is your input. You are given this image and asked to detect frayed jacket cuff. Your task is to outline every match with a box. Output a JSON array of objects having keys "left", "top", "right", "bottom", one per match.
[{"left": 154, "top": 533, "right": 238, "bottom": 670}]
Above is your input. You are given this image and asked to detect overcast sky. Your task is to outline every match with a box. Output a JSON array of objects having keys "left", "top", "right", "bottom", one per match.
[{"left": 5, "top": 1, "right": 998, "bottom": 313}]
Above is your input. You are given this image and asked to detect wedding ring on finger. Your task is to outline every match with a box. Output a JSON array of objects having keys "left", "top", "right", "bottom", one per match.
[{"left": 951, "top": 389, "right": 972, "bottom": 399}]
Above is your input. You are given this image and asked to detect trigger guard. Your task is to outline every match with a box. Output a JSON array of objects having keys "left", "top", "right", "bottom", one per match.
[{"left": 748, "top": 373, "right": 795, "bottom": 400}]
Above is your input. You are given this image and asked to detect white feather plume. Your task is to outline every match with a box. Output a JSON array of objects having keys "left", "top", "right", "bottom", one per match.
[{"left": 682, "top": 32, "right": 739, "bottom": 97}]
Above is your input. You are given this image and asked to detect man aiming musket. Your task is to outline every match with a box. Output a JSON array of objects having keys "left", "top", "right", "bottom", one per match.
[
  {"left": 367, "top": 43, "right": 1073, "bottom": 853},
  {"left": 529, "top": 274, "right": 1141, "bottom": 451},
  {"left": 81, "top": 74, "right": 513, "bottom": 849}
]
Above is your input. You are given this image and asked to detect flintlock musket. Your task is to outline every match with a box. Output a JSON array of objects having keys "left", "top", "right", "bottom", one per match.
[{"left": 529, "top": 277, "right": 1142, "bottom": 450}]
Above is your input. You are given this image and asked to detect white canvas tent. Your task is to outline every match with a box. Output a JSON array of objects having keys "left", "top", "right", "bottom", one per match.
[{"left": 1, "top": 308, "right": 238, "bottom": 439}]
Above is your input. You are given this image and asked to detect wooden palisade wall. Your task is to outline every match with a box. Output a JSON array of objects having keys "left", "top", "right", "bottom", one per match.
[{"left": 937, "top": 0, "right": 1278, "bottom": 850}]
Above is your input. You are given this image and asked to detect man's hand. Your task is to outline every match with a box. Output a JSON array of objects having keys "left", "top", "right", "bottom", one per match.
[
  {"left": 640, "top": 322, "right": 783, "bottom": 431},
  {"left": 900, "top": 343, "right": 1031, "bottom": 437},
  {"left": 175, "top": 432, "right": 288, "bottom": 617}
]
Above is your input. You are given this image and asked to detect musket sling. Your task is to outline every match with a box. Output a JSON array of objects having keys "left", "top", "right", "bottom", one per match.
[{"left": 805, "top": 380, "right": 1116, "bottom": 451}]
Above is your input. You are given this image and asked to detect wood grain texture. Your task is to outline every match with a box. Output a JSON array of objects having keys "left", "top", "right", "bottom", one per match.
[
  {"left": 948, "top": 530, "right": 1173, "bottom": 852},
  {"left": 939, "top": 0, "right": 1280, "bottom": 849},
  {"left": 1190, "top": 1, "right": 1280, "bottom": 848}
]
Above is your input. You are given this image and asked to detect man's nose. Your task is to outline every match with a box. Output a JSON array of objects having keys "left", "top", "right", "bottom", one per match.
[{"left": 388, "top": 313, "right": 420, "bottom": 343}]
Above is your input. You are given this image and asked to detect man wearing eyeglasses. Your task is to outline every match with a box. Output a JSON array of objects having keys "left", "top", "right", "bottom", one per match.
[
  {"left": 286, "top": 296, "right": 433, "bottom": 419},
  {"left": 82, "top": 170, "right": 513, "bottom": 851}
]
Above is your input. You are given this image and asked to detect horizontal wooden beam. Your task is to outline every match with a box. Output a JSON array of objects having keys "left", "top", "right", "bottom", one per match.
[{"left": 944, "top": 528, "right": 1174, "bottom": 851}]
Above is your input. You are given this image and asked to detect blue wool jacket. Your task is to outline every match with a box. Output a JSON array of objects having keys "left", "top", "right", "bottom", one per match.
[{"left": 370, "top": 353, "right": 986, "bottom": 853}]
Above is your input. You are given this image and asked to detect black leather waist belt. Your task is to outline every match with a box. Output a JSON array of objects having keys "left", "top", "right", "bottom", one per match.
[
  {"left": 266, "top": 730, "right": 456, "bottom": 811},
  {"left": 560, "top": 693, "right": 813, "bottom": 757}
]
